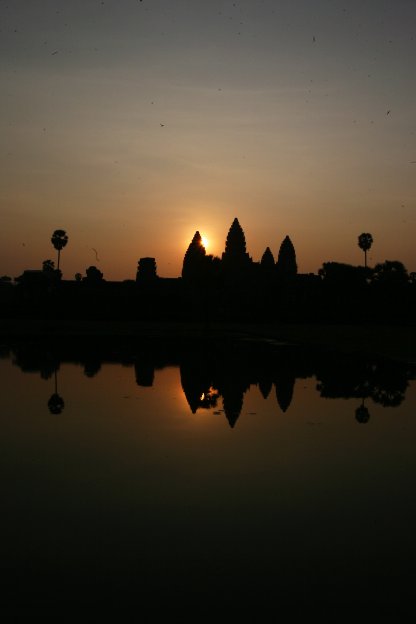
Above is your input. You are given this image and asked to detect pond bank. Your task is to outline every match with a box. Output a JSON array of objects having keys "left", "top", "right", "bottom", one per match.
[{"left": 1, "top": 319, "right": 416, "bottom": 363}]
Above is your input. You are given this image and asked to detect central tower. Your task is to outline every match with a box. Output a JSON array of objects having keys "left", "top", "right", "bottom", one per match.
[{"left": 222, "top": 218, "right": 252, "bottom": 272}]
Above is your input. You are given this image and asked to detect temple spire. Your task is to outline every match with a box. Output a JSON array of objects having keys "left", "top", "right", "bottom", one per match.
[
  {"left": 222, "top": 218, "right": 252, "bottom": 273},
  {"left": 276, "top": 235, "right": 297, "bottom": 277},
  {"left": 182, "top": 231, "right": 206, "bottom": 281}
]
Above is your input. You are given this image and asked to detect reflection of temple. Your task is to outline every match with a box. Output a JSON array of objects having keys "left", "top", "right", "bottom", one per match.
[
  {"left": 258, "top": 378, "right": 272, "bottom": 399},
  {"left": 135, "top": 360, "right": 155, "bottom": 387},
  {"left": 275, "top": 373, "right": 296, "bottom": 413},
  {"left": 221, "top": 381, "right": 248, "bottom": 428},
  {"left": 8, "top": 339, "right": 415, "bottom": 427},
  {"left": 179, "top": 343, "right": 299, "bottom": 427},
  {"left": 180, "top": 358, "right": 219, "bottom": 413}
]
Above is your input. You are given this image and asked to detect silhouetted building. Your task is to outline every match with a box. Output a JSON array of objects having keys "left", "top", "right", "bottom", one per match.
[
  {"left": 136, "top": 257, "right": 158, "bottom": 282},
  {"left": 276, "top": 236, "right": 297, "bottom": 277},
  {"left": 182, "top": 231, "right": 206, "bottom": 282},
  {"left": 261, "top": 247, "right": 275, "bottom": 270},
  {"left": 15, "top": 270, "right": 52, "bottom": 288},
  {"left": 84, "top": 266, "right": 104, "bottom": 283},
  {"left": 222, "top": 218, "right": 252, "bottom": 274}
]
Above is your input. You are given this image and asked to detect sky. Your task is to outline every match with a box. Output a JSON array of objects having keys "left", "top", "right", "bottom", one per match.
[{"left": 1, "top": 0, "right": 415, "bottom": 280}]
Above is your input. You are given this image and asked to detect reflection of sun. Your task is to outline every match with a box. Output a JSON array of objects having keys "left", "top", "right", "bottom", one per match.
[{"left": 201, "top": 236, "right": 209, "bottom": 249}]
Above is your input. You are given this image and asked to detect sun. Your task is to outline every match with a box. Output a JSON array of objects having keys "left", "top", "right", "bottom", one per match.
[{"left": 201, "top": 235, "right": 209, "bottom": 249}]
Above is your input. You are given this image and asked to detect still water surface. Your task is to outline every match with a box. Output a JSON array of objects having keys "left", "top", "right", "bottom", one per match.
[{"left": 1, "top": 340, "right": 415, "bottom": 613}]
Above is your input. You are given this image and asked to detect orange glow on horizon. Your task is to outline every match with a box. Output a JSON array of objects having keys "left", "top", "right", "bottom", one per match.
[{"left": 201, "top": 235, "right": 209, "bottom": 250}]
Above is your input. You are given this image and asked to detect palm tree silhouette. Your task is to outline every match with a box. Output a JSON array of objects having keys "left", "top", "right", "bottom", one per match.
[
  {"left": 358, "top": 233, "right": 373, "bottom": 268},
  {"left": 51, "top": 229, "right": 68, "bottom": 272}
]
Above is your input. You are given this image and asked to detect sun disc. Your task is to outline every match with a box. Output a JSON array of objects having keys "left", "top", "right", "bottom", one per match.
[{"left": 201, "top": 236, "right": 209, "bottom": 249}]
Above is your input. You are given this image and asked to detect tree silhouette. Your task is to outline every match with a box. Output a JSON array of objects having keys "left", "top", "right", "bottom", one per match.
[
  {"left": 85, "top": 265, "right": 104, "bottom": 283},
  {"left": 276, "top": 235, "right": 297, "bottom": 277},
  {"left": 51, "top": 229, "right": 68, "bottom": 272},
  {"left": 42, "top": 259, "right": 55, "bottom": 272},
  {"left": 358, "top": 233, "right": 373, "bottom": 268},
  {"left": 318, "top": 262, "right": 368, "bottom": 287},
  {"left": 371, "top": 260, "right": 409, "bottom": 288}
]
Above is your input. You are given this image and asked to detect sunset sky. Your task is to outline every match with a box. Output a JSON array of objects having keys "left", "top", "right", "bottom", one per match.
[{"left": 1, "top": 0, "right": 415, "bottom": 280}]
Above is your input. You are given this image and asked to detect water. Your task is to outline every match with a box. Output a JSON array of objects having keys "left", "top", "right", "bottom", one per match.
[{"left": 1, "top": 339, "right": 415, "bottom": 615}]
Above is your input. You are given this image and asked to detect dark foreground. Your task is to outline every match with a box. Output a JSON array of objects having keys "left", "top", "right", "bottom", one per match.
[
  {"left": 1, "top": 321, "right": 415, "bottom": 620},
  {"left": 2, "top": 318, "right": 416, "bottom": 363}
]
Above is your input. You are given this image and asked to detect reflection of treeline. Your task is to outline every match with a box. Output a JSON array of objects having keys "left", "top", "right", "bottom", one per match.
[
  {"left": 8, "top": 338, "right": 415, "bottom": 427},
  {"left": 2, "top": 218, "right": 416, "bottom": 322}
]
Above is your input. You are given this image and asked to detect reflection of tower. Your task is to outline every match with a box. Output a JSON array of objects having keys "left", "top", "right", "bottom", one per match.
[
  {"left": 275, "top": 374, "right": 295, "bottom": 413},
  {"left": 222, "top": 385, "right": 244, "bottom": 428},
  {"left": 180, "top": 361, "right": 218, "bottom": 413},
  {"left": 135, "top": 360, "right": 155, "bottom": 387},
  {"left": 180, "top": 362, "right": 206, "bottom": 413},
  {"left": 48, "top": 369, "right": 65, "bottom": 414},
  {"left": 214, "top": 345, "right": 251, "bottom": 428},
  {"left": 259, "top": 378, "right": 272, "bottom": 399}
]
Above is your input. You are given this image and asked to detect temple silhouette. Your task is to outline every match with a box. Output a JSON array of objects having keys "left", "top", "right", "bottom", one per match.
[{"left": 1, "top": 217, "right": 416, "bottom": 323}]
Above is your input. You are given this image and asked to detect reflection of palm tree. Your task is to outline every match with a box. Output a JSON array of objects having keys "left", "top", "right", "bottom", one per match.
[
  {"left": 48, "top": 370, "right": 65, "bottom": 414},
  {"left": 355, "top": 400, "right": 370, "bottom": 424},
  {"left": 51, "top": 229, "right": 68, "bottom": 272},
  {"left": 48, "top": 393, "right": 65, "bottom": 414}
]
